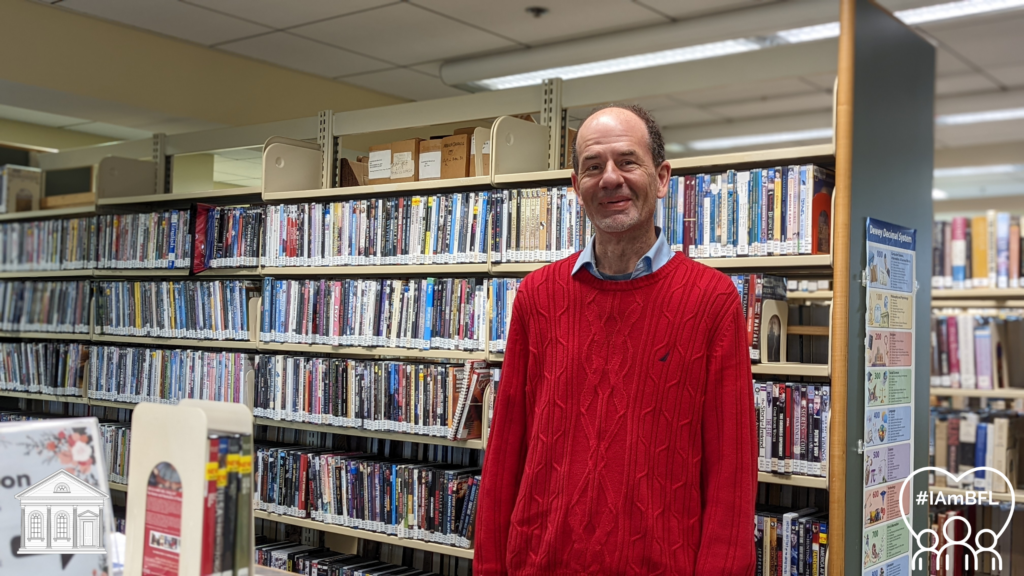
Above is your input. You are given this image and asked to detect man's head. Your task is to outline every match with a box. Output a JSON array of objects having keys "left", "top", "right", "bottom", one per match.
[{"left": 570, "top": 104, "right": 671, "bottom": 235}]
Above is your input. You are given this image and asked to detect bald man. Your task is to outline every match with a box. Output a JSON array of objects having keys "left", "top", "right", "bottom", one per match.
[{"left": 475, "top": 104, "right": 756, "bottom": 575}]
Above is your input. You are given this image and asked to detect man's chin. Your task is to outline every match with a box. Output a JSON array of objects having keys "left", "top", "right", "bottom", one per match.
[{"left": 594, "top": 215, "right": 642, "bottom": 234}]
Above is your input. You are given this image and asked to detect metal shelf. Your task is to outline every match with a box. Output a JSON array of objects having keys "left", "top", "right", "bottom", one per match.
[
  {"left": 254, "top": 418, "right": 483, "bottom": 449},
  {"left": 93, "top": 334, "right": 260, "bottom": 351},
  {"left": 751, "top": 363, "right": 830, "bottom": 377},
  {"left": 263, "top": 176, "right": 492, "bottom": 203},
  {"left": 109, "top": 482, "right": 128, "bottom": 492},
  {"left": 668, "top": 143, "right": 835, "bottom": 173},
  {"left": 0, "top": 390, "right": 90, "bottom": 403},
  {"left": 0, "top": 331, "right": 92, "bottom": 341},
  {"left": 261, "top": 264, "right": 488, "bottom": 277},
  {"left": 258, "top": 341, "right": 485, "bottom": 360},
  {"left": 490, "top": 255, "right": 832, "bottom": 276},
  {"left": 930, "top": 387, "right": 1024, "bottom": 399},
  {"left": 758, "top": 472, "right": 828, "bottom": 490},
  {"left": 0, "top": 269, "right": 94, "bottom": 279},
  {"left": 88, "top": 398, "right": 139, "bottom": 409},
  {"left": 492, "top": 169, "right": 572, "bottom": 187},
  {"left": 92, "top": 267, "right": 261, "bottom": 279},
  {"left": 252, "top": 511, "right": 474, "bottom": 559},
  {"left": 788, "top": 290, "right": 833, "bottom": 300},
  {"left": 932, "top": 288, "right": 1024, "bottom": 299},
  {"left": 0, "top": 205, "right": 96, "bottom": 222},
  {"left": 97, "top": 186, "right": 262, "bottom": 206}
]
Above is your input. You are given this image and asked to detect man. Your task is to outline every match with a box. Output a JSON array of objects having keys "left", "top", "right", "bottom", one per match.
[{"left": 475, "top": 104, "right": 757, "bottom": 575}]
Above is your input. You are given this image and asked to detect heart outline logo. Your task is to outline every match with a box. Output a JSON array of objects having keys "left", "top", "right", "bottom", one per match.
[{"left": 898, "top": 465, "right": 1014, "bottom": 571}]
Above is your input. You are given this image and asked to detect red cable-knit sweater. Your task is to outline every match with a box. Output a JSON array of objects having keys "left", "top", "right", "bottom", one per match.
[{"left": 475, "top": 252, "right": 757, "bottom": 576}]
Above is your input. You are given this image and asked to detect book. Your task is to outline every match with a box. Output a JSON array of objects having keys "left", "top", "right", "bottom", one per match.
[{"left": 759, "top": 275, "right": 788, "bottom": 364}]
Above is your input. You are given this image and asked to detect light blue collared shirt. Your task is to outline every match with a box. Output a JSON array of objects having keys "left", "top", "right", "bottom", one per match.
[{"left": 571, "top": 226, "right": 674, "bottom": 281}]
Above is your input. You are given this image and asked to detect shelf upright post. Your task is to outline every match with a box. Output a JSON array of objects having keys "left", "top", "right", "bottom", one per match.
[
  {"left": 317, "top": 109, "right": 335, "bottom": 189},
  {"left": 152, "top": 133, "right": 169, "bottom": 195},
  {"left": 540, "top": 78, "right": 564, "bottom": 171}
]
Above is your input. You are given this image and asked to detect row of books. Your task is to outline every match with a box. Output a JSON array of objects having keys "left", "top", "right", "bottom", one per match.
[
  {"left": 195, "top": 204, "right": 262, "bottom": 270},
  {"left": 929, "top": 312, "right": 1024, "bottom": 389},
  {"left": 754, "top": 381, "right": 831, "bottom": 477},
  {"left": 96, "top": 211, "right": 192, "bottom": 270},
  {"left": 95, "top": 280, "right": 258, "bottom": 341},
  {"left": 755, "top": 506, "right": 827, "bottom": 576},
  {"left": 929, "top": 408, "right": 1024, "bottom": 493},
  {"left": 923, "top": 505, "right": 1022, "bottom": 576},
  {"left": 0, "top": 280, "right": 91, "bottom": 333},
  {"left": 0, "top": 217, "right": 96, "bottom": 271},
  {"left": 259, "top": 278, "right": 488, "bottom": 352},
  {"left": 488, "top": 278, "right": 520, "bottom": 354},
  {"left": 488, "top": 187, "right": 591, "bottom": 264},
  {"left": 99, "top": 422, "right": 130, "bottom": 484},
  {"left": 261, "top": 195, "right": 490, "bottom": 267},
  {"left": 254, "top": 526, "right": 470, "bottom": 576},
  {"left": 0, "top": 341, "right": 88, "bottom": 396},
  {"left": 662, "top": 166, "right": 834, "bottom": 259},
  {"left": 253, "top": 445, "right": 480, "bottom": 550},
  {"left": 253, "top": 356, "right": 491, "bottom": 442},
  {"left": 200, "top": 432, "right": 254, "bottom": 576},
  {"left": 932, "top": 213, "right": 1024, "bottom": 290},
  {"left": 86, "top": 345, "right": 253, "bottom": 405}
]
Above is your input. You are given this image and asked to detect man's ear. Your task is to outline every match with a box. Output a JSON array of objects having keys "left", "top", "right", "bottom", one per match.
[{"left": 656, "top": 160, "right": 671, "bottom": 199}]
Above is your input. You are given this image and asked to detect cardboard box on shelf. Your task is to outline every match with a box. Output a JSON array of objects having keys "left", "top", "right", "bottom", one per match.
[
  {"left": 389, "top": 138, "right": 421, "bottom": 183},
  {"left": 419, "top": 139, "right": 443, "bottom": 181},
  {"left": 367, "top": 143, "right": 391, "bottom": 185},
  {"left": 0, "top": 165, "right": 41, "bottom": 213},
  {"left": 455, "top": 127, "right": 491, "bottom": 177},
  {"left": 441, "top": 134, "right": 471, "bottom": 179},
  {"left": 339, "top": 158, "right": 369, "bottom": 187},
  {"left": 40, "top": 191, "right": 95, "bottom": 209}
]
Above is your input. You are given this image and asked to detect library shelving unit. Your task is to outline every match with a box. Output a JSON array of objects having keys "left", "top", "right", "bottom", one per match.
[{"left": 3, "top": 1, "right": 938, "bottom": 570}]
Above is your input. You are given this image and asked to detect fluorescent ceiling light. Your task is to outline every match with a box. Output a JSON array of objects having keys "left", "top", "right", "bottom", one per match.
[
  {"left": 687, "top": 128, "right": 833, "bottom": 151},
  {"left": 471, "top": 0, "right": 1024, "bottom": 89},
  {"left": 471, "top": 39, "right": 760, "bottom": 91},
  {"left": 932, "top": 188, "right": 950, "bottom": 199},
  {"left": 934, "top": 164, "right": 1023, "bottom": 177},
  {"left": 896, "top": 0, "right": 1024, "bottom": 25},
  {"left": 936, "top": 107, "right": 1024, "bottom": 125}
]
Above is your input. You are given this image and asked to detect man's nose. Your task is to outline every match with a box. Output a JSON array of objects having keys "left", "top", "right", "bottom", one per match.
[{"left": 598, "top": 161, "right": 625, "bottom": 189}]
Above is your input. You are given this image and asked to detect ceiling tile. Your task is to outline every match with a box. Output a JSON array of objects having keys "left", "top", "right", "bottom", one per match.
[
  {"left": 634, "top": 0, "right": 774, "bottom": 21},
  {"left": 57, "top": 0, "right": 270, "bottom": 46},
  {"left": 671, "top": 77, "right": 817, "bottom": 106},
  {"left": 410, "top": 60, "right": 444, "bottom": 77},
  {"left": 988, "top": 64, "right": 1024, "bottom": 88},
  {"left": 925, "top": 11, "right": 1024, "bottom": 69},
  {"left": 411, "top": 0, "right": 664, "bottom": 46},
  {"left": 935, "top": 47, "right": 973, "bottom": 75},
  {"left": 220, "top": 32, "right": 393, "bottom": 78},
  {"left": 184, "top": 0, "right": 394, "bottom": 29},
  {"left": 936, "top": 118, "right": 1024, "bottom": 148},
  {"left": 935, "top": 73, "right": 999, "bottom": 97},
  {"left": 801, "top": 74, "right": 837, "bottom": 91},
  {"left": 708, "top": 92, "right": 833, "bottom": 121},
  {"left": 650, "top": 105, "right": 722, "bottom": 128},
  {"left": 291, "top": 3, "right": 517, "bottom": 65},
  {"left": 631, "top": 96, "right": 688, "bottom": 112},
  {"left": 339, "top": 68, "right": 469, "bottom": 101}
]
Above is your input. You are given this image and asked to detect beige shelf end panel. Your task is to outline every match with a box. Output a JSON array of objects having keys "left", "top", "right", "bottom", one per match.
[
  {"left": 95, "top": 157, "right": 158, "bottom": 200},
  {"left": 263, "top": 137, "right": 322, "bottom": 195},
  {"left": 124, "top": 400, "right": 254, "bottom": 576},
  {"left": 489, "top": 116, "right": 550, "bottom": 179}
]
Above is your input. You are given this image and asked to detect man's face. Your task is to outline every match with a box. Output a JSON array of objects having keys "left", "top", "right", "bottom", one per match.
[{"left": 571, "top": 109, "right": 670, "bottom": 234}]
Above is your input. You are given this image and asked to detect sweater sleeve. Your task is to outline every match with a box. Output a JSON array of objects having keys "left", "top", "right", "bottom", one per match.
[
  {"left": 474, "top": 283, "right": 532, "bottom": 576},
  {"left": 694, "top": 291, "right": 758, "bottom": 574}
]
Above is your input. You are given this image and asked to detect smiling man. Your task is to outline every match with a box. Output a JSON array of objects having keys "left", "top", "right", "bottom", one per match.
[{"left": 475, "top": 104, "right": 757, "bottom": 575}]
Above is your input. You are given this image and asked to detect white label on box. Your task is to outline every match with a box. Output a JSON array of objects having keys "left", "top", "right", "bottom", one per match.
[
  {"left": 420, "top": 151, "right": 441, "bottom": 179},
  {"left": 483, "top": 139, "right": 491, "bottom": 154},
  {"left": 368, "top": 150, "right": 391, "bottom": 180},
  {"left": 391, "top": 151, "right": 415, "bottom": 179}
]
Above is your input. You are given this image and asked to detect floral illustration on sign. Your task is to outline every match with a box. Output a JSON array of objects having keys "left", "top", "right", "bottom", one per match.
[{"left": 19, "top": 427, "right": 98, "bottom": 484}]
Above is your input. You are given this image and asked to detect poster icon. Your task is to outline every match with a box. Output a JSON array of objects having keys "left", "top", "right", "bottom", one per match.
[{"left": 15, "top": 469, "right": 109, "bottom": 554}]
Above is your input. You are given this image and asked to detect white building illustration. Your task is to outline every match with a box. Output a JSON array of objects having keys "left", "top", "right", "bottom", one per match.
[{"left": 15, "top": 469, "right": 107, "bottom": 554}]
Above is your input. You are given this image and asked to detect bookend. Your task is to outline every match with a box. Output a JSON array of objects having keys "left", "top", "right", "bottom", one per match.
[{"left": 124, "top": 399, "right": 253, "bottom": 576}]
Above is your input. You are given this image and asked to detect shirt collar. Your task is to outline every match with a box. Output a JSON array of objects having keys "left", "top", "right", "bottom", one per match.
[{"left": 572, "top": 226, "right": 674, "bottom": 281}]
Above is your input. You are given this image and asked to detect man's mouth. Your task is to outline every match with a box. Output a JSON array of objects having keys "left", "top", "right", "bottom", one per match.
[{"left": 601, "top": 197, "right": 631, "bottom": 208}]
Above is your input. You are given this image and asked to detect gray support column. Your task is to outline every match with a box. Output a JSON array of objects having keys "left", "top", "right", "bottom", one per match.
[
  {"left": 21, "top": 507, "right": 25, "bottom": 544},
  {"left": 46, "top": 505, "right": 51, "bottom": 549},
  {"left": 73, "top": 506, "right": 78, "bottom": 547}
]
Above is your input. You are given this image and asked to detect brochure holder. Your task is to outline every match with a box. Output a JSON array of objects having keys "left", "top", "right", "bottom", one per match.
[{"left": 124, "top": 400, "right": 253, "bottom": 576}]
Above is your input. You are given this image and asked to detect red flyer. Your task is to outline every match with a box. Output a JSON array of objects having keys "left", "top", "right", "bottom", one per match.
[{"left": 141, "top": 462, "right": 183, "bottom": 576}]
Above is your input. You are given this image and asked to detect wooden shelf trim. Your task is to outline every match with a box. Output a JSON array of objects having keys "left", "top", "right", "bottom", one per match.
[
  {"left": 787, "top": 291, "right": 834, "bottom": 300},
  {"left": 758, "top": 472, "right": 828, "bottom": 490},
  {"left": 97, "top": 187, "right": 262, "bottom": 206},
  {"left": 0, "top": 205, "right": 96, "bottom": 222},
  {"left": 788, "top": 326, "right": 830, "bottom": 336},
  {"left": 252, "top": 510, "right": 474, "bottom": 559},
  {"left": 109, "top": 482, "right": 128, "bottom": 492},
  {"left": 254, "top": 418, "right": 483, "bottom": 449}
]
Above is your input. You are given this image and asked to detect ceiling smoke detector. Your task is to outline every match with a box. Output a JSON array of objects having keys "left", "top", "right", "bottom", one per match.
[{"left": 525, "top": 6, "right": 549, "bottom": 18}]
